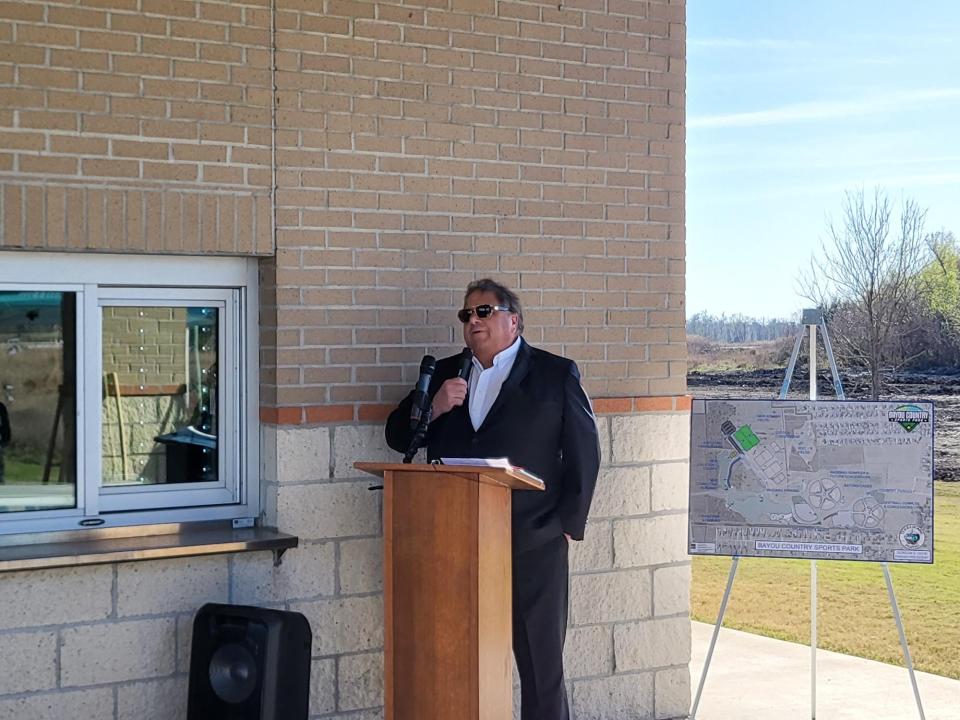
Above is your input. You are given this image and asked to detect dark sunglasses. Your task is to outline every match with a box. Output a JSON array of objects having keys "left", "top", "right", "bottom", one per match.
[{"left": 457, "top": 304, "right": 511, "bottom": 323}]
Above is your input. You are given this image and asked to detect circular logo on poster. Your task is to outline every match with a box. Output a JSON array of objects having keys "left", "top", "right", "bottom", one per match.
[{"left": 898, "top": 525, "right": 924, "bottom": 548}]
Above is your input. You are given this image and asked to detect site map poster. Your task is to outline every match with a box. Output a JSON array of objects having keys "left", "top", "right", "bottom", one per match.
[{"left": 688, "top": 399, "right": 935, "bottom": 563}]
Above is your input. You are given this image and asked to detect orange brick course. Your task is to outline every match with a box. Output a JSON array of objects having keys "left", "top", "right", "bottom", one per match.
[{"left": 262, "top": 395, "right": 693, "bottom": 426}]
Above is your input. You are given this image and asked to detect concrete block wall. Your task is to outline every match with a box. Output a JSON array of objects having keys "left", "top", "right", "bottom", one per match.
[
  {"left": 568, "top": 408, "right": 691, "bottom": 719},
  {"left": 0, "top": 558, "right": 219, "bottom": 719},
  {"left": 0, "top": 408, "right": 692, "bottom": 720},
  {"left": 255, "top": 403, "right": 692, "bottom": 719}
]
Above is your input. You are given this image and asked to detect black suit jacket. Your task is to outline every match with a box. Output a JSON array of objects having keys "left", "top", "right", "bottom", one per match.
[{"left": 385, "top": 339, "right": 601, "bottom": 554}]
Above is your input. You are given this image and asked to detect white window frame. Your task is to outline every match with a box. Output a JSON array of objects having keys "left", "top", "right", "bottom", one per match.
[
  {"left": 95, "top": 289, "right": 239, "bottom": 511},
  {"left": 0, "top": 251, "right": 260, "bottom": 535}
]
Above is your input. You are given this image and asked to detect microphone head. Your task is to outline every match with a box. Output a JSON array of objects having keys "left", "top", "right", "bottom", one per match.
[
  {"left": 457, "top": 347, "right": 473, "bottom": 380},
  {"left": 419, "top": 355, "right": 436, "bottom": 375}
]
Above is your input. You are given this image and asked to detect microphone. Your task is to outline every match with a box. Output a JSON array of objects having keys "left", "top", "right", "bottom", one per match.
[
  {"left": 457, "top": 347, "right": 473, "bottom": 381},
  {"left": 409, "top": 354, "right": 436, "bottom": 429}
]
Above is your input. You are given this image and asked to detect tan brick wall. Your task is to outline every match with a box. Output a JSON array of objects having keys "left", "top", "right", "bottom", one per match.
[
  {"left": 0, "top": 0, "right": 273, "bottom": 255},
  {"left": 0, "top": 3, "right": 689, "bottom": 718},
  {"left": 1, "top": 0, "right": 686, "bottom": 405},
  {"left": 262, "top": 0, "right": 687, "bottom": 411}
]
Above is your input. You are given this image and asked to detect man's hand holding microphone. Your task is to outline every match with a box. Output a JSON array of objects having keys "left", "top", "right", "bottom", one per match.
[{"left": 430, "top": 348, "right": 472, "bottom": 420}]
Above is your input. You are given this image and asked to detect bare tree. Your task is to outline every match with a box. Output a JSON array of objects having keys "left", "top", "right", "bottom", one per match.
[{"left": 798, "top": 188, "right": 930, "bottom": 399}]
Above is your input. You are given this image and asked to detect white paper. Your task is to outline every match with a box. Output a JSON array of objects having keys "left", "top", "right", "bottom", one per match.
[
  {"left": 439, "top": 457, "right": 513, "bottom": 469},
  {"left": 438, "top": 457, "right": 546, "bottom": 489}
]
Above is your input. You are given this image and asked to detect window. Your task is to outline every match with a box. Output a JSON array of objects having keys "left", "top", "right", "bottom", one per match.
[
  {"left": 0, "top": 290, "right": 77, "bottom": 514},
  {"left": 0, "top": 252, "right": 259, "bottom": 534}
]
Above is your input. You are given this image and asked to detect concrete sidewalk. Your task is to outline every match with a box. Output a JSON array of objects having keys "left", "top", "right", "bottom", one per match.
[{"left": 688, "top": 621, "right": 960, "bottom": 719}]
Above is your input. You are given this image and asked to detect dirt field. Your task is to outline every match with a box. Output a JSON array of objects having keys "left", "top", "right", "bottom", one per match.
[{"left": 687, "top": 367, "right": 960, "bottom": 482}]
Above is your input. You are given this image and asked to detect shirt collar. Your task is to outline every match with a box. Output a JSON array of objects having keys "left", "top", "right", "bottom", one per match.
[{"left": 472, "top": 335, "right": 522, "bottom": 370}]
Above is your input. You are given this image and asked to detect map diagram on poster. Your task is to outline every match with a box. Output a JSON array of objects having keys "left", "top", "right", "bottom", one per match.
[{"left": 689, "top": 399, "right": 934, "bottom": 563}]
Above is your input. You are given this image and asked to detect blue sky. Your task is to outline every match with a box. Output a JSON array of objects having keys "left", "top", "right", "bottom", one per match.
[{"left": 687, "top": 1, "right": 960, "bottom": 319}]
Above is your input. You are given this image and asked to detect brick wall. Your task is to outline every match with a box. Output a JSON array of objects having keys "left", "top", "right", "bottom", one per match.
[
  {"left": 0, "top": 0, "right": 685, "bottom": 407},
  {"left": 0, "top": 0, "right": 273, "bottom": 254},
  {"left": 261, "top": 0, "right": 687, "bottom": 412},
  {"left": 0, "top": 1, "right": 689, "bottom": 718}
]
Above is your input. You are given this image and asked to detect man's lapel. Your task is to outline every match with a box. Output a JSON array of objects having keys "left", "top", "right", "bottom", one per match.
[{"left": 478, "top": 337, "right": 531, "bottom": 432}]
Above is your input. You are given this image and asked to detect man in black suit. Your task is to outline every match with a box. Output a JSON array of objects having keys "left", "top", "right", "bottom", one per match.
[{"left": 385, "top": 278, "right": 601, "bottom": 720}]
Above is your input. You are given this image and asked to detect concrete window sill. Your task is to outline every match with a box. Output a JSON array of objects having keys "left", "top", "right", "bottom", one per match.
[{"left": 0, "top": 521, "right": 298, "bottom": 572}]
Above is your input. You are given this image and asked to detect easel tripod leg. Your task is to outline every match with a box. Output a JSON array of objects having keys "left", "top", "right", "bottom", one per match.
[
  {"left": 811, "top": 559, "right": 817, "bottom": 720},
  {"left": 690, "top": 556, "right": 739, "bottom": 719},
  {"left": 882, "top": 563, "right": 926, "bottom": 720}
]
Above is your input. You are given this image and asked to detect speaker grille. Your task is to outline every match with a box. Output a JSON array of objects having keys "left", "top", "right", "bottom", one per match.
[
  {"left": 188, "top": 603, "right": 312, "bottom": 720},
  {"left": 209, "top": 641, "right": 260, "bottom": 705}
]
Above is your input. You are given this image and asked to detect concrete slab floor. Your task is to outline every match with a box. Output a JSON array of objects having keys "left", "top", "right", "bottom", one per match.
[{"left": 689, "top": 621, "right": 960, "bottom": 720}]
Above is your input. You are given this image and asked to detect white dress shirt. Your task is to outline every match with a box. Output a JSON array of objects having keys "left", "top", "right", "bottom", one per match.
[{"left": 468, "top": 336, "right": 521, "bottom": 431}]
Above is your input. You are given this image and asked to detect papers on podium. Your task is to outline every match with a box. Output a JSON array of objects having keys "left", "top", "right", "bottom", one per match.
[
  {"left": 440, "top": 456, "right": 512, "bottom": 469},
  {"left": 439, "top": 457, "right": 545, "bottom": 489}
]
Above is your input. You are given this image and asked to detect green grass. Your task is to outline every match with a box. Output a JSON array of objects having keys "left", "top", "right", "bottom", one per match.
[
  {"left": 691, "top": 483, "right": 960, "bottom": 679},
  {"left": 1, "top": 453, "right": 45, "bottom": 484}
]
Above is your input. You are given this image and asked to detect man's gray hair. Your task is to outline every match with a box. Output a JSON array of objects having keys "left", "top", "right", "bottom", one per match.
[{"left": 464, "top": 278, "right": 524, "bottom": 334}]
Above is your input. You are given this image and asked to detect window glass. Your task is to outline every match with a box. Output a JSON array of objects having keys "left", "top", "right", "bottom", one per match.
[
  {"left": 101, "top": 306, "right": 219, "bottom": 486},
  {"left": 0, "top": 291, "right": 77, "bottom": 512},
  {"left": 0, "top": 251, "right": 255, "bottom": 534}
]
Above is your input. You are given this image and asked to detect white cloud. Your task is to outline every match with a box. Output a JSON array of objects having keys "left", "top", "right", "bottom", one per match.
[
  {"left": 693, "top": 172, "right": 960, "bottom": 205},
  {"left": 689, "top": 37, "right": 814, "bottom": 50},
  {"left": 859, "top": 171, "right": 960, "bottom": 189},
  {"left": 689, "top": 88, "right": 960, "bottom": 129}
]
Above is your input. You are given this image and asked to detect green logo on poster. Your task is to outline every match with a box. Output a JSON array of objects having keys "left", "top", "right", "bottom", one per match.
[
  {"left": 888, "top": 405, "right": 929, "bottom": 432},
  {"left": 899, "top": 524, "right": 924, "bottom": 548}
]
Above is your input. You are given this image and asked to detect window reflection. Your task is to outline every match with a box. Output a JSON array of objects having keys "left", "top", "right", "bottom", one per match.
[
  {"left": 0, "top": 291, "right": 77, "bottom": 512},
  {"left": 101, "top": 306, "right": 218, "bottom": 485}
]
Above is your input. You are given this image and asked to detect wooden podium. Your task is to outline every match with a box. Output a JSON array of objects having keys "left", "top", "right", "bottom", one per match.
[{"left": 355, "top": 462, "right": 544, "bottom": 720}]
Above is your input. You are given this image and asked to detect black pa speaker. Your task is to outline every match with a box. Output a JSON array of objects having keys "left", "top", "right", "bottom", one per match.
[{"left": 187, "top": 603, "right": 312, "bottom": 720}]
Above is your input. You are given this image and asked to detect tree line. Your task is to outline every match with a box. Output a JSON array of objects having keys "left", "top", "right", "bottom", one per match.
[
  {"left": 686, "top": 312, "right": 799, "bottom": 343},
  {"left": 688, "top": 188, "right": 960, "bottom": 400}
]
